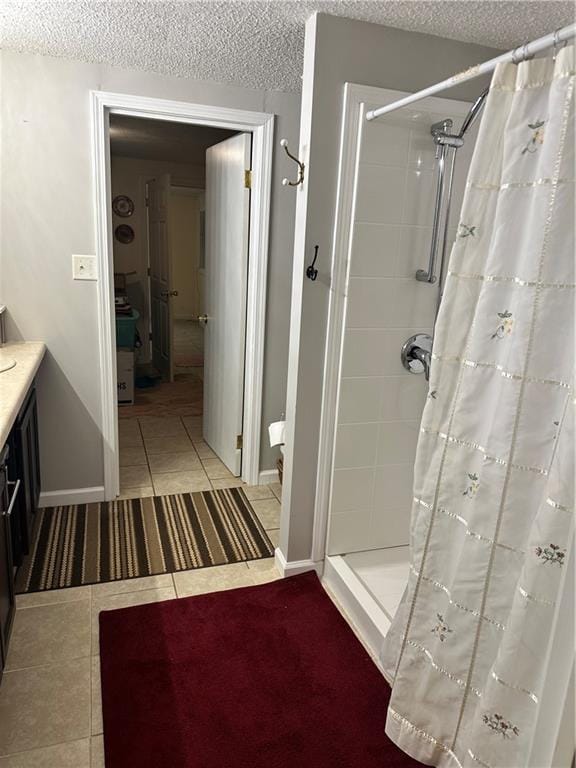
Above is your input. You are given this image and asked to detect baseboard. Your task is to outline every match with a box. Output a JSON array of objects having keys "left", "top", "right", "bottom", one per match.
[
  {"left": 38, "top": 486, "right": 106, "bottom": 508},
  {"left": 274, "top": 547, "right": 323, "bottom": 578},
  {"left": 258, "top": 469, "right": 279, "bottom": 485}
]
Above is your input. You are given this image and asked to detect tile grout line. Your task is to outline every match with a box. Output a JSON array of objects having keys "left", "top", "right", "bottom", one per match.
[
  {"left": 171, "top": 571, "right": 178, "bottom": 598},
  {"left": 4, "top": 651, "right": 91, "bottom": 675},
  {"left": 0, "top": 736, "right": 92, "bottom": 762},
  {"left": 16, "top": 595, "right": 89, "bottom": 610},
  {"left": 139, "top": 415, "right": 154, "bottom": 495}
]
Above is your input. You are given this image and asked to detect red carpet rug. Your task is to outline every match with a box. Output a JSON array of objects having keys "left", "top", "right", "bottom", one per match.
[{"left": 99, "top": 571, "right": 423, "bottom": 767}]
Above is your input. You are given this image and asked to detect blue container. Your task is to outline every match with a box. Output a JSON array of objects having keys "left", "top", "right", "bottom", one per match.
[{"left": 116, "top": 309, "right": 140, "bottom": 349}]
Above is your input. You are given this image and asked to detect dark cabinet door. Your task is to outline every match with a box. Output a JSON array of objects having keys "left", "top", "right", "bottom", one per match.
[
  {"left": 15, "top": 387, "right": 41, "bottom": 556},
  {"left": 0, "top": 451, "right": 16, "bottom": 677},
  {"left": 6, "top": 436, "right": 23, "bottom": 567}
]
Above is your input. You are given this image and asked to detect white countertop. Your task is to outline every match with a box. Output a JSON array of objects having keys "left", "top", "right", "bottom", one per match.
[{"left": 0, "top": 342, "right": 46, "bottom": 448}]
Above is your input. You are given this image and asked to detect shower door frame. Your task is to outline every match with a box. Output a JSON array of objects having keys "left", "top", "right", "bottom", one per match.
[
  {"left": 312, "top": 83, "right": 473, "bottom": 563},
  {"left": 313, "top": 83, "right": 407, "bottom": 564}
]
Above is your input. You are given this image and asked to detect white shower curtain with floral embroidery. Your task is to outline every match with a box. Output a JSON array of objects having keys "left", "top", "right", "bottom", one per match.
[{"left": 381, "top": 47, "right": 575, "bottom": 768}]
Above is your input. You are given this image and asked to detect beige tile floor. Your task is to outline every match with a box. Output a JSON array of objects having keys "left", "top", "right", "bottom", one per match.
[
  {"left": 0, "top": 412, "right": 285, "bottom": 765},
  {"left": 118, "top": 415, "right": 284, "bottom": 504},
  {"left": 0, "top": 557, "right": 282, "bottom": 766}
]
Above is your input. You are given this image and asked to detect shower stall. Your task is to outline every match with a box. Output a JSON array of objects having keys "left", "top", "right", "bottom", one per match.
[{"left": 318, "top": 83, "right": 482, "bottom": 651}]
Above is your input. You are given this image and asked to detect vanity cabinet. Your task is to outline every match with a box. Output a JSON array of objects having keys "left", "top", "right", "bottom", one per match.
[
  {"left": 0, "top": 444, "right": 16, "bottom": 680},
  {"left": 13, "top": 387, "right": 41, "bottom": 562},
  {"left": 0, "top": 380, "right": 41, "bottom": 679}
]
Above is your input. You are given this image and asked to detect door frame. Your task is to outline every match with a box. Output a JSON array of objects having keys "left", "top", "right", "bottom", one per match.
[{"left": 91, "top": 91, "right": 274, "bottom": 498}]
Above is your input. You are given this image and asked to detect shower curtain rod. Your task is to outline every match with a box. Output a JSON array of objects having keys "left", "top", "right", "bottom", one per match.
[{"left": 366, "top": 22, "right": 576, "bottom": 121}]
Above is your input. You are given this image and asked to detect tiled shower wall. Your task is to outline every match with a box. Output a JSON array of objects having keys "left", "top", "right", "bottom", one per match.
[{"left": 327, "top": 98, "right": 477, "bottom": 556}]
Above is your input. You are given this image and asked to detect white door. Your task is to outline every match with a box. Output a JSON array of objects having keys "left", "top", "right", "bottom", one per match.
[
  {"left": 203, "top": 133, "right": 251, "bottom": 476},
  {"left": 148, "top": 174, "right": 175, "bottom": 381}
]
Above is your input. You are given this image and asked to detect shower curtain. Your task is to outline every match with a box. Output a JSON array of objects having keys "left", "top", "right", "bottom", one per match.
[{"left": 382, "top": 47, "right": 574, "bottom": 768}]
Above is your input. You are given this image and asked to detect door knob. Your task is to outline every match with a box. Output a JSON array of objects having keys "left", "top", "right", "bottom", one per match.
[
  {"left": 160, "top": 290, "right": 179, "bottom": 298},
  {"left": 197, "top": 314, "right": 208, "bottom": 326}
]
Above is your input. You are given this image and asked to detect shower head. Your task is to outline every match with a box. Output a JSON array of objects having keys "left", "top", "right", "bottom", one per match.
[{"left": 458, "top": 88, "right": 489, "bottom": 138}]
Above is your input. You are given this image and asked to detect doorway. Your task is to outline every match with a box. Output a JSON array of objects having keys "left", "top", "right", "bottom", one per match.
[
  {"left": 169, "top": 187, "right": 205, "bottom": 381},
  {"left": 91, "top": 92, "right": 274, "bottom": 499}
]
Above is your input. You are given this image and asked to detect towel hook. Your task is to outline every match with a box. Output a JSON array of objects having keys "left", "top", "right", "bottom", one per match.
[
  {"left": 306, "top": 245, "right": 319, "bottom": 281},
  {"left": 280, "top": 139, "right": 305, "bottom": 187}
]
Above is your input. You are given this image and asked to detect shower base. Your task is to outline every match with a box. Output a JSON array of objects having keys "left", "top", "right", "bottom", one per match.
[{"left": 322, "top": 546, "right": 409, "bottom": 671}]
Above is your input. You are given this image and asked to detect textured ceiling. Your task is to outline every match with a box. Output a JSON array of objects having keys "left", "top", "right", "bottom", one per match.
[
  {"left": 1, "top": 1, "right": 574, "bottom": 92},
  {"left": 110, "top": 115, "right": 236, "bottom": 163}
]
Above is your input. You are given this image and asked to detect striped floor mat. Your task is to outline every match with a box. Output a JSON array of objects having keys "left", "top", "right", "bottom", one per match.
[{"left": 16, "top": 488, "right": 274, "bottom": 593}]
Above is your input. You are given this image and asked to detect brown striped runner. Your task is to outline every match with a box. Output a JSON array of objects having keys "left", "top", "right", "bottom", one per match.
[{"left": 16, "top": 488, "right": 274, "bottom": 593}]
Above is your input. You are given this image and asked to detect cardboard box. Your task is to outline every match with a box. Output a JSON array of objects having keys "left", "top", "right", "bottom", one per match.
[{"left": 117, "top": 348, "right": 134, "bottom": 405}]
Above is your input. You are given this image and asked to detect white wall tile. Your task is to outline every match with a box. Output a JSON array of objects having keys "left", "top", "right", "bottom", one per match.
[
  {"left": 350, "top": 223, "right": 400, "bottom": 277},
  {"left": 380, "top": 375, "right": 428, "bottom": 421},
  {"left": 396, "top": 225, "right": 433, "bottom": 278},
  {"left": 328, "top": 509, "right": 373, "bottom": 556},
  {"left": 369, "top": 510, "right": 412, "bottom": 552},
  {"left": 376, "top": 420, "right": 420, "bottom": 465},
  {"left": 373, "top": 463, "right": 414, "bottom": 511},
  {"left": 335, "top": 423, "right": 378, "bottom": 468},
  {"left": 361, "top": 122, "right": 410, "bottom": 167},
  {"left": 347, "top": 277, "right": 437, "bottom": 329},
  {"left": 338, "top": 378, "right": 384, "bottom": 424},
  {"left": 355, "top": 165, "right": 405, "bottom": 224},
  {"left": 391, "top": 280, "right": 437, "bottom": 327},
  {"left": 331, "top": 467, "right": 374, "bottom": 514},
  {"left": 342, "top": 327, "right": 432, "bottom": 378},
  {"left": 408, "top": 127, "right": 437, "bottom": 171},
  {"left": 402, "top": 169, "right": 436, "bottom": 226},
  {"left": 346, "top": 278, "right": 397, "bottom": 328},
  {"left": 341, "top": 329, "right": 386, "bottom": 377}
]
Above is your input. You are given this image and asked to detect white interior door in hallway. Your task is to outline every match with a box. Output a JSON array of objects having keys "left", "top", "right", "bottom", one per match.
[
  {"left": 203, "top": 133, "right": 251, "bottom": 476},
  {"left": 148, "top": 174, "right": 175, "bottom": 382}
]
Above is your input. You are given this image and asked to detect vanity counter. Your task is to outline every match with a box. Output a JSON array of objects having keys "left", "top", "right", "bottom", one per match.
[{"left": 0, "top": 343, "right": 46, "bottom": 449}]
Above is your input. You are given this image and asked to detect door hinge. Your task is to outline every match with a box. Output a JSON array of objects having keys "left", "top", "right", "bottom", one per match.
[
  {"left": 236, "top": 434, "right": 243, "bottom": 450},
  {"left": 145, "top": 196, "right": 150, "bottom": 207},
  {"left": 244, "top": 170, "right": 252, "bottom": 189},
  {"left": 149, "top": 332, "right": 153, "bottom": 341},
  {"left": 147, "top": 267, "right": 151, "bottom": 277}
]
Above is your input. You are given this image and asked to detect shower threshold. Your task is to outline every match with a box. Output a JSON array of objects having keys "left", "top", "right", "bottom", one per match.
[{"left": 322, "top": 547, "right": 410, "bottom": 670}]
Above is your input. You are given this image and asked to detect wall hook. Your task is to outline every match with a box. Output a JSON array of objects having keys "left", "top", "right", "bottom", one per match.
[
  {"left": 280, "top": 139, "right": 305, "bottom": 187},
  {"left": 306, "top": 245, "right": 319, "bottom": 281}
]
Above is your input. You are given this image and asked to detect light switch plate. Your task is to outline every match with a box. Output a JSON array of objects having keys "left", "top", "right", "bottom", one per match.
[{"left": 72, "top": 254, "right": 98, "bottom": 281}]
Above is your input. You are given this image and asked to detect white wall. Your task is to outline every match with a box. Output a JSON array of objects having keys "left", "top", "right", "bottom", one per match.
[
  {"left": 327, "top": 93, "right": 477, "bottom": 556},
  {"left": 111, "top": 156, "right": 204, "bottom": 358},
  {"left": 281, "top": 14, "right": 502, "bottom": 563},
  {"left": 0, "top": 51, "right": 300, "bottom": 493}
]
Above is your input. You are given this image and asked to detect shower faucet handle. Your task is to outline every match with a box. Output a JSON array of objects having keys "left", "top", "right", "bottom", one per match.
[{"left": 401, "top": 333, "right": 433, "bottom": 381}]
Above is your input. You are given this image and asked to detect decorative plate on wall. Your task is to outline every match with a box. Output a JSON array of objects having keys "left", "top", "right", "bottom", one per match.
[
  {"left": 115, "top": 224, "right": 135, "bottom": 244},
  {"left": 112, "top": 195, "right": 134, "bottom": 217}
]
